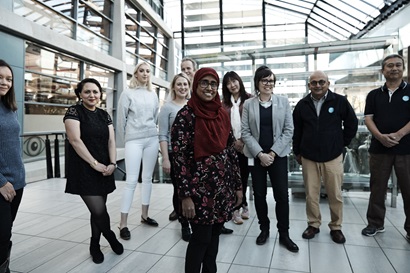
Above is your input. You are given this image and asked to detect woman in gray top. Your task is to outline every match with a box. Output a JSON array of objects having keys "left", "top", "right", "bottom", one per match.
[
  {"left": 117, "top": 62, "right": 160, "bottom": 240},
  {"left": 158, "top": 73, "right": 191, "bottom": 241},
  {"left": 0, "top": 59, "right": 25, "bottom": 273}
]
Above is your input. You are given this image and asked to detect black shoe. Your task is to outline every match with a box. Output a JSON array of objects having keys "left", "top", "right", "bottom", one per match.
[
  {"left": 89, "top": 238, "right": 104, "bottom": 264},
  {"left": 169, "top": 210, "right": 178, "bottom": 221},
  {"left": 302, "top": 226, "right": 320, "bottom": 239},
  {"left": 330, "top": 230, "right": 346, "bottom": 244},
  {"left": 256, "top": 230, "right": 269, "bottom": 245},
  {"left": 119, "top": 227, "right": 131, "bottom": 240},
  {"left": 279, "top": 235, "right": 299, "bottom": 252},
  {"left": 221, "top": 226, "right": 233, "bottom": 234},
  {"left": 104, "top": 230, "right": 124, "bottom": 255},
  {"left": 141, "top": 216, "right": 159, "bottom": 227},
  {"left": 361, "top": 226, "right": 385, "bottom": 237},
  {"left": 181, "top": 227, "right": 192, "bottom": 242},
  {"left": 0, "top": 257, "right": 10, "bottom": 273},
  {"left": 5, "top": 241, "right": 11, "bottom": 273}
]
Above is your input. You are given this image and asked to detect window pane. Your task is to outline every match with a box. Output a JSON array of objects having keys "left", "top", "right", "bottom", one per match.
[
  {"left": 139, "top": 43, "right": 155, "bottom": 63},
  {"left": 78, "top": 2, "right": 112, "bottom": 39},
  {"left": 13, "top": 0, "right": 74, "bottom": 38}
]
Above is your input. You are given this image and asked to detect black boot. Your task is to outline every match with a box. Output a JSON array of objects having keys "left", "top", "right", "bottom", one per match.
[
  {"left": 0, "top": 241, "right": 12, "bottom": 273},
  {"left": 90, "top": 237, "right": 104, "bottom": 264},
  {"left": 0, "top": 258, "right": 9, "bottom": 273},
  {"left": 279, "top": 232, "right": 299, "bottom": 253},
  {"left": 103, "top": 230, "right": 124, "bottom": 255},
  {"left": 5, "top": 241, "right": 11, "bottom": 273}
]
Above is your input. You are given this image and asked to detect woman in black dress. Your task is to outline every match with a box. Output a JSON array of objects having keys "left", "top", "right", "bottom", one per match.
[{"left": 64, "top": 78, "right": 123, "bottom": 264}]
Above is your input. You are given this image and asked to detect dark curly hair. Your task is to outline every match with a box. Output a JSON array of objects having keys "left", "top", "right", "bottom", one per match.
[{"left": 74, "top": 78, "right": 103, "bottom": 99}]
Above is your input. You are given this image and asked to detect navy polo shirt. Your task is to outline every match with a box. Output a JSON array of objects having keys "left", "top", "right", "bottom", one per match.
[{"left": 364, "top": 81, "right": 410, "bottom": 154}]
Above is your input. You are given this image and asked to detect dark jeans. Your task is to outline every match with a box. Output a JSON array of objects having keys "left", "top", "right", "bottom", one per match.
[
  {"left": 170, "top": 153, "right": 189, "bottom": 228},
  {"left": 367, "top": 153, "right": 410, "bottom": 233},
  {"left": 251, "top": 156, "right": 289, "bottom": 233},
  {"left": 234, "top": 152, "right": 250, "bottom": 210},
  {"left": 0, "top": 188, "right": 23, "bottom": 264},
  {"left": 185, "top": 222, "right": 224, "bottom": 273}
]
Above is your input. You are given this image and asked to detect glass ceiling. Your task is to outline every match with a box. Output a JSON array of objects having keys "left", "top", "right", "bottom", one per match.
[
  {"left": 163, "top": 0, "right": 408, "bottom": 55},
  {"left": 161, "top": 0, "right": 409, "bottom": 111}
]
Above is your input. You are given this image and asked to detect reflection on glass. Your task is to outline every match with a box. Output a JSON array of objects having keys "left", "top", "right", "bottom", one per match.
[
  {"left": 78, "top": 0, "right": 112, "bottom": 39},
  {"left": 24, "top": 42, "right": 114, "bottom": 115},
  {"left": 13, "top": 0, "right": 74, "bottom": 38},
  {"left": 77, "top": 26, "right": 110, "bottom": 53},
  {"left": 124, "top": 0, "right": 168, "bottom": 79}
]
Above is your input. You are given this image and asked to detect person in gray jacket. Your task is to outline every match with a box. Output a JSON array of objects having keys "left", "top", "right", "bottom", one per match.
[{"left": 241, "top": 65, "right": 298, "bottom": 252}]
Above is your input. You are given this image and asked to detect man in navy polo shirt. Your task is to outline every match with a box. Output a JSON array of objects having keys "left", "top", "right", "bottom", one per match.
[{"left": 362, "top": 54, "right": 410, "bottom": 242}]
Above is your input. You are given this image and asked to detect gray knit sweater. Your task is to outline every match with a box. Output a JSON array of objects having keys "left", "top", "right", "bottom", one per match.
[
  {"left": 117, "top": 87, "right": 159, "bottom": 144},
  {"left": 0, "top": 101, "right": 26, "bottom": 189},
  {"left": 158, "top": 101, "right": 184, "bottom": 151}
]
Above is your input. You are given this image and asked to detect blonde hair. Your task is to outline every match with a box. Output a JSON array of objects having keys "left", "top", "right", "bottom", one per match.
[
  {"left": 129, "top": 62, "right": 153, "bottom": 91},
  {"left": 169, "top": 73, "right": 191, "bottom": 101}
]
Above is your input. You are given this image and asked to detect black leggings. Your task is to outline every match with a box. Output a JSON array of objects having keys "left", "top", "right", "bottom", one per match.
[
  {"left": 0, "top": 188, "right": 23, "bottom": 264},
  {"left": 81, "top": 195, "right": 111, "bottom": 239}
]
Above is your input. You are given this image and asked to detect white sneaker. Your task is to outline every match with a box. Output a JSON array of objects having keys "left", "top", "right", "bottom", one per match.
[
  {"left": 232, "top": 210, "right": 243, "bottom": 225},
  {"left": 241, "top": 206, "right": 249, "bottom": 219}
]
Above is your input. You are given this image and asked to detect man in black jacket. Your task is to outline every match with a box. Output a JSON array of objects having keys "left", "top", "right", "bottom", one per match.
[{"left": 293, "top": 70, "right": 358, "bottom": 244}]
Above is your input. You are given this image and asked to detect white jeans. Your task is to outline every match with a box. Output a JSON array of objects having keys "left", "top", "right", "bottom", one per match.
[{"left": 121, "top": 136, "right": 159, "bottom": 213}]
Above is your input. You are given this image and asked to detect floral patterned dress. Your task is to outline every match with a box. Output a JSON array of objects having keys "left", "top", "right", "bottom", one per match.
[{"left": 171, "top": 105, "right": 242, "bottom": 225}]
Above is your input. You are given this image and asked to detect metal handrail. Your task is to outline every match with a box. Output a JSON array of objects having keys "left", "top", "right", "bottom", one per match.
[{"left": 21, "top": 131, "right": 65, "bottom": 179}]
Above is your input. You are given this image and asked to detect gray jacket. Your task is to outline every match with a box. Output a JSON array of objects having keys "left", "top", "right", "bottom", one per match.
[{"left": 241, "top": 95, "right": 293, "bottom": 158}]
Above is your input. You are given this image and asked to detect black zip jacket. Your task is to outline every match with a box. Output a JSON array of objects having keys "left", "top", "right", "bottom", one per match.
[{"left": 292, "top": 90, "right": 358, "bottom": 162}]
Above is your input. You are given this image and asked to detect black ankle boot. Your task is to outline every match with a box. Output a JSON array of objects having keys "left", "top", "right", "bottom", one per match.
[
  {"left": 279, "top": 233, "right": 299, "bottom": 253},
  {"left": 6, "top": 241, "right": 11, "bottom": 273},
  {"left": 0, "top": 258, "right": 9, "bottom": 273},
  {"left": 104, "top": 231, "right": 124, "bottom": 255},
  {"left": 90, "top": 237, "right": 104, "bottom": 264}
]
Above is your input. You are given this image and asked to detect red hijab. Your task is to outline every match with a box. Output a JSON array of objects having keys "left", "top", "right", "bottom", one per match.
[{"left": 187, "top": 68, "right": 231, "bottom": 160}]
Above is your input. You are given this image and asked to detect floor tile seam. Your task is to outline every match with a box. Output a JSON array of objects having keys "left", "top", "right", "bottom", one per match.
[
  {"left": 347, "top": 195, "right": 369, "bottom": 228},
  {"left": 341, "top": 241, "right": 355, "bottom": 273},
  {"left": 13, "top": 237, "right": 81, "bottom": 273},
  {"left": 224, "top": 231, "right": 248, "bottom": 268},
  {"left": 13, "top": 234, "right": 89, "bottom": 245}
]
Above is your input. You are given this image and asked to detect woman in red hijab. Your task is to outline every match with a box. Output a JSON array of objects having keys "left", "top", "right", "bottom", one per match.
[{"left": 171, "top": 67, "right": 242, "bottom": 273}]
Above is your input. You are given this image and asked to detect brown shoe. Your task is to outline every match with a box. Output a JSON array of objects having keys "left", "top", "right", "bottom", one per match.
[
  {"left": 330, "top": 230, "right": 346, "bottom": 244},
  {"left": 302, "top": 226, "right": 320, "bottom": 239}
]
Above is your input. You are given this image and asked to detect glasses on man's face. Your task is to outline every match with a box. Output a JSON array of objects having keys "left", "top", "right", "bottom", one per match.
[
  {"left": 199, "top": 80, "right": 218, "bottom": 90},
  {"left": 310, "top": 80, "right": 327, "bottom": 86},
  {"left": 261, "top": 79, "right": 275, "bottom": 86}
]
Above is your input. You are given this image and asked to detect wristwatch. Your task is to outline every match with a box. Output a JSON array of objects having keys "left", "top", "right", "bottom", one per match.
[{"left": 110, "top": 162, "right": 117, "bottom": 168}]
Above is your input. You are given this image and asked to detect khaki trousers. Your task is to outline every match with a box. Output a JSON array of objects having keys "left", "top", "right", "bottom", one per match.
[{"left": 302, "top": 154, "right": 344, "bottom": 230}]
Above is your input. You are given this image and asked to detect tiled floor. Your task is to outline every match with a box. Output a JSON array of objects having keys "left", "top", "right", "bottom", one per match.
[{"left": 9, "top": 178, "right": 410, "bottom": 273}]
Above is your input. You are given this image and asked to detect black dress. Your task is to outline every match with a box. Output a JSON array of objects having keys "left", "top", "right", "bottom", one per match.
[{"left": 63, "top": 104, "right": 116, "bottom": 195}]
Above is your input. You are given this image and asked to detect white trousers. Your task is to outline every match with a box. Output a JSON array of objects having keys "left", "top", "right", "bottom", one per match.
[{"left": 121, "top": 136, "right": 159, "bottom": 213}]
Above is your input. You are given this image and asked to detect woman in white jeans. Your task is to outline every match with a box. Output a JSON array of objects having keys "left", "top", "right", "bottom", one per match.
[{"left": 117, "top": 62, "right": 159, "bottom": 240}]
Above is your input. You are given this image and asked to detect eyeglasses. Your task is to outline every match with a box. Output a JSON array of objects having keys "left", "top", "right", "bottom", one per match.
[
  {"left": 199, "top": 80, "right": 218, "bottom": 90},
  {"left": 261, "top": 79, "right": 275, "bottom": 86},
  {"left": 309, "top": 80, "right": 327, "bottom": 86}
]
